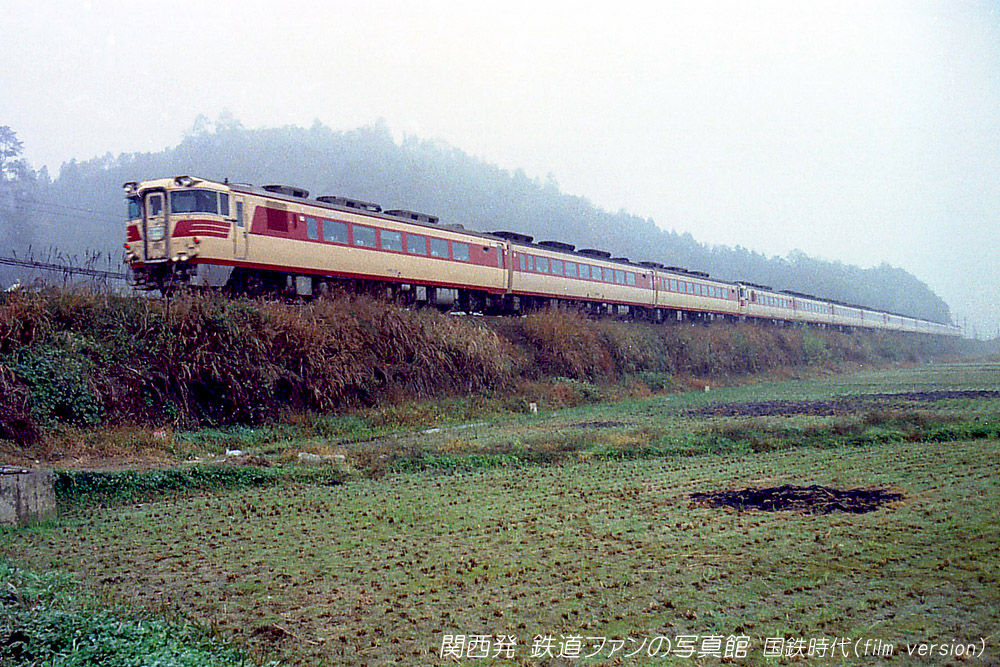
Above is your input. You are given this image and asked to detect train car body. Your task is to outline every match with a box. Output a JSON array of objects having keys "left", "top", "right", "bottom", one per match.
[{"left": 123, "top": 175, "right": 961, "bottom": 337}]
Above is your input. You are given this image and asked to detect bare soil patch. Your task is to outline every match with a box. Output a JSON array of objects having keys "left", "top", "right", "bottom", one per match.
[
  {"left": 689, "top": 391, "right": 1000, "bottom": 417},
  {"left": 570, "top": 420, "right": 627, "bottom": 428},
  {"left": 690, "top": 484, "right": 903, "bottom": 514}
]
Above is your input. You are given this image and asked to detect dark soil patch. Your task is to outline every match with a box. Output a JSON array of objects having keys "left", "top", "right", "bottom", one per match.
[
  {"left": 571, "top": 420, "right": 627, "bottom": 428},
  {"left": 690, "top": 391, "right": 1000, "bottom": 417},
  {"left": 690, "top": 484, "right": 903, "bottom": 514}
]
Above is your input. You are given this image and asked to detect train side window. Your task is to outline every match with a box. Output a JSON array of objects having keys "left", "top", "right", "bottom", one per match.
[
  {"left": 452, "top": 241, "right": 470, "bottom": 261},
  {"left": 429, "top": 237, "right": 448, "bottom": 258},
  {"left": 565, "top": 262, "right": 578, "bottom": 278},
  {"left": 381, "top": 230, "right": 403, "bottom": 251},
  {"left": 406, "top": 234, "right": 428, "bottom": 255},
  {"left": 551, "top": 259, "right": 563, "bottom": 275},
  {"left": 579, "top": 264, "right": 590, "bottom": 279},
  {"left": 353, "top": 224, "right": 377, "bottom": 248},
  {"left": 536, "top": 256, "right": 550, "bottom": 273},
  {"left": 518, "top": 254, "right": 526, "bottom": 270},
  {"left": 627, "top": 272, "right": 636, "bottom": 286},
  {"left": 323, "top": 220, "right": 349, "bottom": 244},
  {"left": 219, "top": 193, "right": 230, "bottom": 217},
  {"left": 306, "top": 217, "right": 319, "bottom": 240}
]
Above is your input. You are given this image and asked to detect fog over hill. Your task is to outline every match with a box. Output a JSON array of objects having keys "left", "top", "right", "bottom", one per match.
[{"left": 3, "top": 120, "right": 951, "bottom": 323}]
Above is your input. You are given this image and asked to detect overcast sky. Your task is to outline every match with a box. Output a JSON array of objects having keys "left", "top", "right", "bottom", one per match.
[{"left": 2, "top": 0, "right": 998, "bottom": 336}]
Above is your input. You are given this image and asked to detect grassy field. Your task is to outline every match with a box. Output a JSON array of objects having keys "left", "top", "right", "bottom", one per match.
[{"left": 3, "top": 362, "right": 999, "bottom": 665}]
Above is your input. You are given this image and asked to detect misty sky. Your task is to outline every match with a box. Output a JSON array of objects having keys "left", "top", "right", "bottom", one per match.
[{"left": 2, "top": 0, "right": 998, "bottom": 336}]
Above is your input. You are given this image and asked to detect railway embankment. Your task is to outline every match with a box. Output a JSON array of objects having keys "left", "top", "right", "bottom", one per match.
[{"left": 0, "top": 288, "right": 958, "bottom": 461}]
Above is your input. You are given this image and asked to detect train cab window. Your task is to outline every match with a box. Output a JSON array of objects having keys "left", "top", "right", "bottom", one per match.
[
  {"left": 170, "top": 189, "right": 218, "bottom": 214},
  {"left": 353, "top": 225, "right": 377, "bottom": 248},
  {"left": 429, "top": 237, "right": 448, "bottom": 258},
  {"left": 126, "top": 196, "right": 141, "bottom": 220},
  {"left": 536, "top": 257, "right": 550, "bottom": 273},
  {"left": 381, "top": 230, "right": 403, "bottom": 251},
  {"left": 565, "top": 262, "right": 578, "bottom": 278},
  {"left": 627, "top": 272, "right": 636, "bottom": 286},
  {"left": 219, "top": 193, "right": 230, "bottom": 217},
  {"left": 551, "top": 259, "right": 564, "bottom": 275},
  {"left": 405, "top": 234, "right": 428, "bottom": 255},
  {"left": 452, "top": 241, "right": 470, "bottom": 261},
  {"left": 306, "top": 217, "right": 319, "bottom": 240},
  {"left": 323, "top": 220, "right": 349, "bottom": 244}
]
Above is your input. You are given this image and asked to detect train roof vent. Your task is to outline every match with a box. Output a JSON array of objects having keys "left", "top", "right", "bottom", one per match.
[
  {"left": 639, "top": 261, "right": 665, "bottom": 269},
  {"left": 489, "top": 230, "right": 534, "bottom": 244},
  {"left": 740, "top": 282, "right": 773, "bottom": 290},
  {"left": 316, "top": 195, "right": 382, "bottom": 213},
  {"left": 665, "top": 265, "right": 688, "bottom": 273},
  {"left": 444, "top": 223, "right": 465, "bottom": 230},
  {"left": 689, "top": 270, "right": 710, "bottom": 278},
  {"left": 538, "top": 240, "right": 575, "bottom": 252},
  {"left": 578, "top": 248, "right": 612, "bottom": 259},
  {"left": 611, "top": 256, "right": 631, "bottom": 264},
  {"left": 386, "top": 209, "right": 439, "bottom": 224},
  {"left": 263, "top": 184, "right": 310, "bottom": 198}
]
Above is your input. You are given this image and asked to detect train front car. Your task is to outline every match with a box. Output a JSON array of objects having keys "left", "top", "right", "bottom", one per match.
[{"left": 124, "top": 176, "right": 235, "bottom": 293}]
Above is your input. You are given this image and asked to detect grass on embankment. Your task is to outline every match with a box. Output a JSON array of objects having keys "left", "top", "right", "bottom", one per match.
[{"left": 0, "top": 288, "right": 958, "bottom": 460}]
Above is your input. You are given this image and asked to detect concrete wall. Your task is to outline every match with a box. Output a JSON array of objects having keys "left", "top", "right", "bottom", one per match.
[{"left": 0, "top": 468, "right": 56, "bottom": 527}]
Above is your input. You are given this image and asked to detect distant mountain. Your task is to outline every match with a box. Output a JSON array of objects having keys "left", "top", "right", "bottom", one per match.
[{"left": 3, "top": 119, "right": 952, "bottom": 323}]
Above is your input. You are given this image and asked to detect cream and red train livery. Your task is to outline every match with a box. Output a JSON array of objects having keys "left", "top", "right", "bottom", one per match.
[{"left": 122, "top": 176, "right": 960, "bottom": 336}]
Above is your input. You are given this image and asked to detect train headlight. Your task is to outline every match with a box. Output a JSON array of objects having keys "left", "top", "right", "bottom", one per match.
[
  {"left": 122, "top": 181, "right": 138, "bottom": 194},
  {"left": 174, "top": 175, "right": 195, "bottom": 187}
]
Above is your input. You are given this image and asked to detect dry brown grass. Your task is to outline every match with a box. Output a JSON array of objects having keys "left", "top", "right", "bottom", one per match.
[{"left": 0, "top": 290, "right": 955, "bottom": 446}]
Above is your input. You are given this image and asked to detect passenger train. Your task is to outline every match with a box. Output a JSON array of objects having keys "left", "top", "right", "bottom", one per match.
[{"left": 122, "top": 175, "right": 960, "bottom": 337}]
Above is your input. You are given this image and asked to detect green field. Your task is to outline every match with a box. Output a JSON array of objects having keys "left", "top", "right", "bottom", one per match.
[{"left": 4, "top": 362, "right": 999, "bottom": 665}]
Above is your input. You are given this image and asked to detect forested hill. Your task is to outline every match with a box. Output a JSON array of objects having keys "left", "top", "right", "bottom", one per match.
[{"left": 3, "top": 119, "right": 951, "bottom": 323}]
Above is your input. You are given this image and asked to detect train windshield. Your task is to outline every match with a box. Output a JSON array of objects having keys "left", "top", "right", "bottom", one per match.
[
  {"left": 126, "top": 196, "right": 141, "bottom": 220},
  {"left": 170, "top": 189, "right": 219, "bottom": 214}
]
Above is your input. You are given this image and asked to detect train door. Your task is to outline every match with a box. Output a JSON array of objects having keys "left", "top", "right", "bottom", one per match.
[
  {"left": 233, "top": 197, "right": 248, "bottom": 259},
  {"left": 143, "top": 190, "right": 168, "bottom": 261}
]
